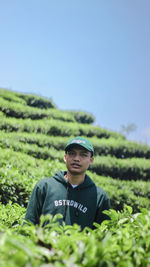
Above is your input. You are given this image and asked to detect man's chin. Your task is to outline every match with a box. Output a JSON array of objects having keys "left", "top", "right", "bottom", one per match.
[{"left": 69, "top": 169, "right": 84, "bottom": 175}]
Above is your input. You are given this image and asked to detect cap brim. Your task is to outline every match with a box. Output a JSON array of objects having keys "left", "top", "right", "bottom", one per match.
[{"left": 65, "top": 143, "right": 93, "bottom": 155}]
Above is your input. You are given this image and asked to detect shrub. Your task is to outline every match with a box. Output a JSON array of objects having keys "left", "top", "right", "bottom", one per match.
[
  {"left": 0, "top": 147, "right": 64, "bottom": 206},
  {"left": 0, "top": 116, "right": 124, "bottom": 139},
  {"left": 0, "top": 97, "right": 76, "bottom": 122},
  {"left": 19, "top": 93, "right": 56, "bottom": 109},
  {"left": 0, "top": 88, "right": 26, "bottom": 104},
  {"left": 90, "top": 156, "right": 150, "bottom": 181},
  {"left": 73, "top": 110, "right": 95, "bottom": 124},
  {"left": 0, "top": 207, "right": 150, "bottom": 267}
]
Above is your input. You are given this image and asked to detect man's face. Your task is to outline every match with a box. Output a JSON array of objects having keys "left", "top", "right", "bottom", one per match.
[{"left": 64, "top": 145, "right": 94, "bottom": 175}]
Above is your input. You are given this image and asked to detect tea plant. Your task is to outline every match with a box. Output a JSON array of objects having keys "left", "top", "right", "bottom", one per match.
[{"left": 0, "top": 206, "right": 150, "bottom": 267}]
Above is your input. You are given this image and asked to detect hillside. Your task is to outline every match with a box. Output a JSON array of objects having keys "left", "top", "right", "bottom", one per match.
[
  {"left": 0, "top": 88, "right": 150, "bottom": 267},
  {"left": 0, "top": 87, "right": 150, "bottom": 211}
]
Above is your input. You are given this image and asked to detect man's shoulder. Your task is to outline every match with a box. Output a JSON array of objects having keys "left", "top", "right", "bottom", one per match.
[
  {"left": 36, "top": 175, "right": 56, "bottom": 188},
  {"left": 36, "top": 170, "right": 65, "bottom": 187},
  {"left": 96, "top": 185, "right": 109, "bottom": 199}
]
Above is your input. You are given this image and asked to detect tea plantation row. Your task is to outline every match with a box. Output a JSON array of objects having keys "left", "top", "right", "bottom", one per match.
[
  {"left": 1, "top": 131, "right": 150, "bottom": 158},
  {"left": 0, "top": 114, "right": 123, "bottom": 139},
  {"left": 0, "top": 88, "right": 95, "bottom": 124},
  {"left": 0, "top": 96, "right": 95, "bottom": 124}
]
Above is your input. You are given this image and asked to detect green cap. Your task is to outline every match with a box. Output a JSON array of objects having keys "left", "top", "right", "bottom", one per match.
[{"left": 65, "top": 136, "right": 94, "bottom": 155}]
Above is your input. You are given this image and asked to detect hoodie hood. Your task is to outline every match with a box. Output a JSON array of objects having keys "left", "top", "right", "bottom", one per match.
[{"left": 53, "top": 170, "right": 95, "bottom": 189}]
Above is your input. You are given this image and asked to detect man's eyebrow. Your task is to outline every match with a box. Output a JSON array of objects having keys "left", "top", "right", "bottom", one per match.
[
  {"left": 68, "top": 148, "right": 89, "bottom": 153},
  {"left": 79, "top": 150, "right": 90, "bottom": 154}
]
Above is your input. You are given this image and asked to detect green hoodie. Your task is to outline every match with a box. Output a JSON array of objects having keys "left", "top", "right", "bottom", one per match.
[{"left": 25, "top": 170, "right": 110, "bottom": 229}]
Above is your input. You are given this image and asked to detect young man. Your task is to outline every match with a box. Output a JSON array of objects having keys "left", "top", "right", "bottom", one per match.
[{"left": 25, "top": 136, "right": 110, "bottom": 229}]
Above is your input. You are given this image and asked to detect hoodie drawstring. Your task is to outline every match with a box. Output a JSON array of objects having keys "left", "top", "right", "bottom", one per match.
[
  {"left": 63, "top": 185, "right": 69, "bottom": 221},
  {"left": 75, "top": 187, "right": 80, "bottom": 217}
]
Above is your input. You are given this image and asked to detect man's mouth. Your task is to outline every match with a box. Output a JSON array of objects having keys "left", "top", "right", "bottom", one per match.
[{"left": 71, "top": 163, "right": 81, "bottom": 168}]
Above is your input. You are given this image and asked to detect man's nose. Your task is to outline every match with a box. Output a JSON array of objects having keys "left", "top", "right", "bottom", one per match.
[{"left": 73, "top": 154, "right": 80, "bottom": 160}]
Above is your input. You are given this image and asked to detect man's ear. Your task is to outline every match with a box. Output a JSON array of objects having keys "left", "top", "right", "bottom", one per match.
[
  {"left": 89, "top": 157, "right": 94, "bottom": 166},
  {"left": 64, "top": 154, "right": 67, "bottom": 163}
]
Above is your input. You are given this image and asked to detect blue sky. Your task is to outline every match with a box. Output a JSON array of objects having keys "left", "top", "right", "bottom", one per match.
[{"left": 0, "top": 0, "right": 150, "bottom": 145}]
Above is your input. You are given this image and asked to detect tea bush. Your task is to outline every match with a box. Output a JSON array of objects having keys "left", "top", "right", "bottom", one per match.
[
  {"left": 91, "top": 156, "right": 150, "bottom": 180},
  {"left": 0, "top": 206, "right": 150, "bottom": 267},
  {"left": 0, "top": 147, "right": 64, "bottom": 206}
]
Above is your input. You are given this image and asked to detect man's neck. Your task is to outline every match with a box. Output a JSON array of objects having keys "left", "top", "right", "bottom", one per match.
[{"left": 64, "top": 171, "right": 85, "bottom": 185}]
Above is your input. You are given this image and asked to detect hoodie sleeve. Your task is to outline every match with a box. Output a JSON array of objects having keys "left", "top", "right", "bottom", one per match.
[
  {"left": 94, "top": 191, "right": 111, "bottom": 225},
  {"left": 25, "top": 183, "right": 45, "bottom": 225}
]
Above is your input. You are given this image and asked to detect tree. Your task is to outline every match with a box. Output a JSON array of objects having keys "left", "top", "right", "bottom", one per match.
[{"left": 120, "top": 123, "right": 137, "bottom": 137}]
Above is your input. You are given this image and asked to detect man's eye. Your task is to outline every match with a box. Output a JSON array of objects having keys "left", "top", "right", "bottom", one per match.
[
  {"left": 68, "top": 151, "right": 75, "bottom": 156},
  {"left": 80, "top": 153, "right": 88, "bottom": 157}
]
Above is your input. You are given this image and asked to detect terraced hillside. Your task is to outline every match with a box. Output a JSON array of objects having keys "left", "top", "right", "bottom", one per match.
[
  {"left": 0, "top": 88, "right": 150, "bottom": 213},
  {"left": 0, "top": 88, "right": 150, "bottom": 267}
]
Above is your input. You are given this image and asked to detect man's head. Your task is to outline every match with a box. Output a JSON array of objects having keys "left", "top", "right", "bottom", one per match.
[
  {"left": 64, "top": 136, "right": 94, "bottom": 175},
  {"left": 65, "top": 136, "right": 94, "bottom": 156}
]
